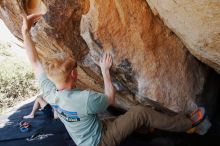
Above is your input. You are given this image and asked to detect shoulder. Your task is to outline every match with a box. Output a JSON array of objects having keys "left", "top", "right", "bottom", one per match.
[
  {"left": 86, "top": 90, "right": 108, "bottom": 114},
  {"left": 87, "top": 89, "right": 105, "bottom": 97}
]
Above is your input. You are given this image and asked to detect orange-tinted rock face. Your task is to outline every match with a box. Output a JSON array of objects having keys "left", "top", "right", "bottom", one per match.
[
  {"left": 80, "top": 0, "right": 207, "bottom": 112},
  {"left": 0, "top": 0, "right": 207, "bottom": 113},
  {"left": 147, "top": 0, "right": 220, "bottom": 73}
]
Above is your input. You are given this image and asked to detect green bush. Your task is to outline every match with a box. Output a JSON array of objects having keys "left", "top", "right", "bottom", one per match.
[{"left": 0, "top": 43, "right": 39, "bottom": 113}]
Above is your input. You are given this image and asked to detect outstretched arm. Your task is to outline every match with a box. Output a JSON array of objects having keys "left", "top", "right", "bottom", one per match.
[
  {"left": 99, "top": 53, "right": 115, "bottom": 105},
  {"left": 21, "top": 14, "right": 43, "bottom": 78}
]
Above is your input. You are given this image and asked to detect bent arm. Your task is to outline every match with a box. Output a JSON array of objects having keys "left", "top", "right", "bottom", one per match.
[
  {"left": 102, "top": 69, "right": 115, "bottom": 105},
  {"left": 100, "top": 53, "right": 115, "bottom": 105}
]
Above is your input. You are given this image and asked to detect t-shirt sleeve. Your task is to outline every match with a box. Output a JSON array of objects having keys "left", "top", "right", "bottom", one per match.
[
  {"left": 38, "top": 72, "right": 56, "bottom": 104},
  {"left": 87, "top": 90, "right": 109, "bottom": 114}
]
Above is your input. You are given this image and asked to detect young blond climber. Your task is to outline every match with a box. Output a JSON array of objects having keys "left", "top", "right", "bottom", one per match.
[{"left": 21, "top": 13, "right": 210, "bottom": 146}]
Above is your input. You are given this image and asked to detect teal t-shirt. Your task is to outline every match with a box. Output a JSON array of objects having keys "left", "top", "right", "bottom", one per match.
[{"left": 38, "top": 73, "right": 109, "bottom": 146}]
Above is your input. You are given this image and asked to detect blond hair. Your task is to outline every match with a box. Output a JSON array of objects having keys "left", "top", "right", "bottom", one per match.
[{"left": 43, "top": 54, "right": 77, "bottom": 86}]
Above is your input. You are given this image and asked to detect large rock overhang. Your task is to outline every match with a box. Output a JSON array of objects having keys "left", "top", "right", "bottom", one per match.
[{"left": 0, "top": 0, "right": 210, "bottom": 113}]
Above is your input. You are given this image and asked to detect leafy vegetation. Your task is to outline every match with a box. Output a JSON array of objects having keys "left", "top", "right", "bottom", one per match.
[{"left": 0, "top": 43, "right": 39, "bottom": 114}]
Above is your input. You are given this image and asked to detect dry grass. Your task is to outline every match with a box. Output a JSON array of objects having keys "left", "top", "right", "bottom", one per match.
[{"left": 0, "top": 43, "right": 39, "bottom": 114}]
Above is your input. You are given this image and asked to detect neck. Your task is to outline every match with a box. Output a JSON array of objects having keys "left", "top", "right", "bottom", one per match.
[{"left": 57, "top": 82, "right": 76, "bottom": 91}]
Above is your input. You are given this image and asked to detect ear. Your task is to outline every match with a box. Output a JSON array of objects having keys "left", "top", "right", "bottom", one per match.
[{"left": 70, "top": 68, "right": 77, "bottom": 80}]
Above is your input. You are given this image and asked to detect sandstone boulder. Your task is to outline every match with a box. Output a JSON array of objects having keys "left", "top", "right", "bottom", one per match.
[
  {"left": 0, "top": 0, "right": 207, "bottom": 113},
  {"left": 147, "top": 0, "right": 220, "bottom": 73}
]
